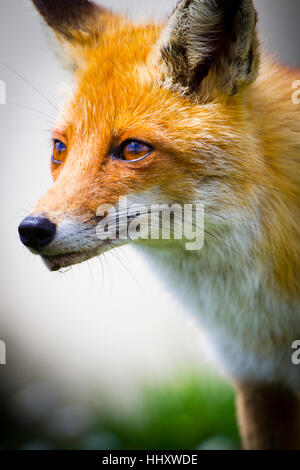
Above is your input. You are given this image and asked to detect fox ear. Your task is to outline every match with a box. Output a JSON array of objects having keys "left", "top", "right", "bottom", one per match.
[
  {"left": 159, "top": 0, "right": 259, "bottom": 101},
  {"left": 31, "top": 0, "right": 113, "bottom": 69}
]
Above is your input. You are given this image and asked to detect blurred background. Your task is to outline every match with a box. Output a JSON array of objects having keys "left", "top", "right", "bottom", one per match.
[{"left": 0, "top": 0, "right": 299, "bottom": 450}]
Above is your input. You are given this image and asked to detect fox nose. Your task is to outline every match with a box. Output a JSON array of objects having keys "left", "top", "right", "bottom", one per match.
[{"left": 18, "top": 216, "right": 56, "bottom": 251}]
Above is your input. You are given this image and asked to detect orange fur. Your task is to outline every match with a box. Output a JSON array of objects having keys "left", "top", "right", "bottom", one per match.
[{"left": 36, "top": 19, "right": 300, "bottom": 298}]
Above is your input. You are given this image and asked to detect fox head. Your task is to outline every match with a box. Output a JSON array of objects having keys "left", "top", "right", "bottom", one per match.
[{"left": 19, "top": 0, "right": 261, "bottom": 270}]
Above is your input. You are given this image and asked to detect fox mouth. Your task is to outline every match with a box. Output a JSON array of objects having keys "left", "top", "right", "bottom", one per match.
[{"left": 42, "top": 248, "right": 100, "bottom": 271}]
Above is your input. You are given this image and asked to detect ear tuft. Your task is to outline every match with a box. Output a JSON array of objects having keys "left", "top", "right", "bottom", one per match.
[
  {"left": 159, "top": 0, "right": 259, "bottom": 101},
  {"left": 31, "top": 0, "right": 112, "bottom": 69},
  {"left": 32, "top": 0, "right": 106, "bottom": 38}
]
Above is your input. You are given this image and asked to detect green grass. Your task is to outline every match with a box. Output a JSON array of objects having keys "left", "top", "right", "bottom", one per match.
[
  {"left": 1, "top": 373, "right": 240, "bottom": 450},
  {"left": 95, "top": 374, "right": 240, "bottom": 450}
]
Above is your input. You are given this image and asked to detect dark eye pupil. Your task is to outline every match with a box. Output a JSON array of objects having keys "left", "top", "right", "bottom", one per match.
[
  {"left": 127, "top": 142, "right": 141, "bottom": 154},
  {"left": 55, "top": 141, "right": 66, "bottom": 153}
]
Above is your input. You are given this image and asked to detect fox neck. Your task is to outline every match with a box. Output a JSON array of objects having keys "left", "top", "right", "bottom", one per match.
[{"left": 136, "top": 209, "right": 300, "bottom": 393}]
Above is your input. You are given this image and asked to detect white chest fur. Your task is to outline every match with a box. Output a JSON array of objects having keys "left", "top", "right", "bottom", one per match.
[{"left": 139, "top": 235, "right": 300, "bottom": 392}]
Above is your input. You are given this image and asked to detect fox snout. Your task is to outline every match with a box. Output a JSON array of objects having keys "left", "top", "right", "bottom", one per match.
[
  {"left": 18, "top": 216, "right": 57, "bottom": 252},
  {"left": 18, "top": 209, "right": 108, "bottom": 271}
]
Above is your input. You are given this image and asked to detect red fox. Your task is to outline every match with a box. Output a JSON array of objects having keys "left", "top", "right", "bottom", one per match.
[{"left": 18, "top": 0, "right": 300, "bottom": 450}]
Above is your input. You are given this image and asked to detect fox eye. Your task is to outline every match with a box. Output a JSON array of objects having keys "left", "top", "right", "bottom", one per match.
[
  {"left": 114, "top": 140, "right": 153, "bottom": 162},
  {"left": 52, "top": 139, "right": 67, "bottom": 165}
]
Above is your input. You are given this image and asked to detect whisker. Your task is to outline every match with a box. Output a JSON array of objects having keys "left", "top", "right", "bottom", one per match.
[
  {"left": 87, "top": 202, "right": 253, "bottom": 260},
  {"left": 108, "top": 246, "right": 144, "bottom": 291},
  {"left": 96, "top": 253, "right": 105, "bottom": 289},
  {"left": 9, "top": 129, "right": 52, "bottom": 133},
  {"left": 0, "top": 61, "right": 60, "bottom": 115},
  {"left": 86, "top": 259, "right": 95, "bottom": 282},
  {"left": 7, "top": 101, "right": 55, "bottom": 122}
]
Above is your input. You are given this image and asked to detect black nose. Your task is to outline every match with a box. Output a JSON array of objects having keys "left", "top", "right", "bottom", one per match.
[{"left": 18, "top": 216, "right": 56, "bottom": 251}]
